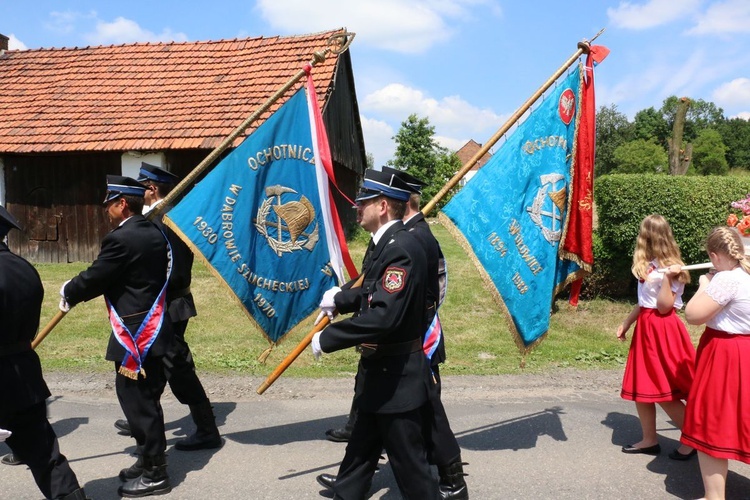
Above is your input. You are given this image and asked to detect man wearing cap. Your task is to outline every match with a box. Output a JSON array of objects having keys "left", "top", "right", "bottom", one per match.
[
  {"left": 312, "top": 169, "right": 438, "bottom": 499},
  {"left": 60, "top": 175, "right": 174, "bottom": 497},
  {"left": 108, "top": 163, "right": 221, "bottom": 452},
  {"left": 0, "top": 206, "right": 88, "bottom": 500},
  {"left": 385, "top": 166, "right": 468, "bottom": 500}
]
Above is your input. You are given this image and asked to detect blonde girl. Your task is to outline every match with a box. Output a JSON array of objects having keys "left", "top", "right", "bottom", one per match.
[
  {"left": 682, "top": 227, "right": 750, "bottom": 500},
  {"left": 617, "top": 214, "right": 696, "bottom": 459}
]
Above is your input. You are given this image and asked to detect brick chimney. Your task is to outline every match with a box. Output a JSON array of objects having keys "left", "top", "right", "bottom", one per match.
[{"left": 0, "top": 34, "right": 8, "bottom": 53}]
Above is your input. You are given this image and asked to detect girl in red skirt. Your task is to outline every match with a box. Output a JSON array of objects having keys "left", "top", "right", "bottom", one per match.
[
  {"left": 683, "top": 226, "right": 750, "bottom": 500},
  {"left": 617, "top": 214, "right": 696, "bottom": 459}
]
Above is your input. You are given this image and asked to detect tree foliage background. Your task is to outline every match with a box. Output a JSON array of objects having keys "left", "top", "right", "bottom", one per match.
[
  {"left": 386, "top": 114, "right": 462, "bottom": 214},
  {"left": 595, "top": 96, "right": 750, "bottom": 177}
]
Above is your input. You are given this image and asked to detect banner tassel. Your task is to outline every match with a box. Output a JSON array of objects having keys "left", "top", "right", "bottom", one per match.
[{"left": 257, "top": 345, "right": 275, "bottom": 364}]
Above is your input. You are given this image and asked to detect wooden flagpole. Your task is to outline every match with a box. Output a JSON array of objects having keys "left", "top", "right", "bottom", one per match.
[
  {"left": 33, "top": 31, "right": 355, "bottom": 350},
  {"left": 420, "top": 29, "right": 604, "bottom": 216},
  {"left": 256, "top": 31, "right": 604, "bottom": 394}
]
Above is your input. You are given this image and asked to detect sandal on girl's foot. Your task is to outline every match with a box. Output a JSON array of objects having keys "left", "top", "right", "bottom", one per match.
[{"left": 621, "top": 444, "right": 661, "bottom": 455}]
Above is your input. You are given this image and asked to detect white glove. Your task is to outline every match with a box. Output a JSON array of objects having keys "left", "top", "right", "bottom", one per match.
[
  {"left": 0, "top": 428, "right": 11, "bottom": 442},
  {"left": 314, "top": 286, "right": 341, "bottom": 325},
  {"left": 311, "top": 331, "right": 323, "bottom": 361},
  {"left": 59, "top": 280, "right": 71, "bottom": 313}
]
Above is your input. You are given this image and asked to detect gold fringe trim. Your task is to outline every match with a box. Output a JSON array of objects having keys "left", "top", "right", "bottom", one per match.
[
  {"left": 164, "top": 215, "right": 341, "bottom": 361},
  {"left": 118, "top": 365, "right": 144, "bottom": 380},
  {"left": 438, "top": 213, "right": 543, "bottom": 356}
]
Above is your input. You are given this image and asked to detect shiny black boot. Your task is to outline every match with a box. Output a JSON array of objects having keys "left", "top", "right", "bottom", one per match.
[
  {"left": 438, "top": 460, "right": 469, "bottom": 500},
  {"left": 118, "top": 454, "right": 171, "bottom": 497},
  {"left": 119, "top": 454, "right": 144, "bottom": 481},
  {"left": 174, "top": 401, "right": 222, "bottom": 451}
]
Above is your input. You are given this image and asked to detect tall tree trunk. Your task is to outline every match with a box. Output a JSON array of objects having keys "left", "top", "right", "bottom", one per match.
[{"left": 668, "top": 97, "right": 691, "bottom": 175}]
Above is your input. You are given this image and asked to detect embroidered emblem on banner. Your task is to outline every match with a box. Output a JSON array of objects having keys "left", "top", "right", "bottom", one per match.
[
  {"left": 254, "top": 185, "right": 320, "bottom": 257},
  {"left": 527, "top": 173, "right": 566, "bottom": 244},
  {"left": 559, "top": 88, "right": 576, "bottom": 125},
  {"left": 383, "top": 267, "right": 406, "bottom": 293}
]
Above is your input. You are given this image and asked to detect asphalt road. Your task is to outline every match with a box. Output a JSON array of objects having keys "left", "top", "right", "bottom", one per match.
[{"left": 2, "top": 371, "right": 750, "bottom": 500}]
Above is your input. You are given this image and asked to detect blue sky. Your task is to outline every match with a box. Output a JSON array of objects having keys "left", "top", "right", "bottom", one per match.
[{"left": 3, "top": 0, "right": 749, "bottom": 168}]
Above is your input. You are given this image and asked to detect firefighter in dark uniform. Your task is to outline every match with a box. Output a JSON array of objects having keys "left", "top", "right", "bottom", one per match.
[
  {"left": 384, "top": 167, "right": 468, "bottom": 500},
  {"left": 312, "top": 169, "right": 438, "bottom": 499},
  {"left": 0, "top": 206, "right": 88, "bottom": 500},
  {"left": 111, "top": 163, "right": 221, "bottom": 452},
  {"left": 60, "top": 175, "right": 174, "bottom": 498}
]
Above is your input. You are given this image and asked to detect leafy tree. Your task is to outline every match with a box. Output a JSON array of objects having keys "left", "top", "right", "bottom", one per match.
[
  {"left": 691, "top": 128, "right": 729, "bottom": 175},
  {"left": 717, "top": 117, "right": 750, "bottom": 169},
  {"left": 660, "top": 96, "right": 724, "bottom": 142},
  {"left": 633, "top": 107, "right": 669, "bottom": 147},
  {"left": 366, "top": 152, "right": 375, "bottom": 170},
  {"left": 386, "top": 114, "right": 460, "bottom": 213},
  {"left": 595, "top": 104, "right": 634, "bottom": 176},
  {"left": 611, "top": 139, "right": 669, "bottom": 174}
]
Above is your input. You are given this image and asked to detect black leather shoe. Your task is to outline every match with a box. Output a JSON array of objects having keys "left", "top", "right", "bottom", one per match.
[
  {"left": 316, "top": 473, "right": 336, "bottom": 491},
  {"left": 668, "top": 448, "right": 697, "bottom": 461},
  {"left": 118, "top": 474, "right": 172, "bottom": 497},
  {"left": 621, "top": 443, "right": 661, "bottom": 455},
  {"left": 115, "top": 419, "right": 132, "bottom": 436},
  {"left": 325, "top": 428, "right": 351, "bottom": 443},
  {"left": 1, "top": 453, "right": 22, "bottom": 466}
]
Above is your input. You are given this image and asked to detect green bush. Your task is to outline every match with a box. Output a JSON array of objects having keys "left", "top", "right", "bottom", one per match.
[{"left": 586, "top": 174, "right": 750, "bottom": 298}]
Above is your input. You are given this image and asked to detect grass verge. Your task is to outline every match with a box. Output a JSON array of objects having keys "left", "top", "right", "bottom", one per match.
[{"left": 32, "top": 221, "right": 704, "bottom": 377}]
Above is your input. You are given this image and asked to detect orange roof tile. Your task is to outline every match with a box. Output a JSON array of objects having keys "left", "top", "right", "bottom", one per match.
[{"left": 0, "top": 29, "right": 347, "bottom": 154}]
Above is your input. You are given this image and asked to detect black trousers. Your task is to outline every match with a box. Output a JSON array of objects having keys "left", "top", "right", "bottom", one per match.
[
  {"left": 115, "top": 355, "right": 168, "bottom": 458},
  {"left": 334, "top": 407, "right": 438, "bottom": 500},
  {"left": 0, "top": 401, "right": 80, "bottom": 499},
  {"left": 423, "top": 365, "right": 462, "bottom": 466},
  {"left": 163, "top": 318, "right": 208, "bottom": 406}
]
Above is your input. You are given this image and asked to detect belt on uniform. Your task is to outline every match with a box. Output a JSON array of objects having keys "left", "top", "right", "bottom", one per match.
[
  {"left": 357, "top": 337, "right": 422, "bottom": 359},
  {"left": 0, "top": 341, "right": 32, "bottom": 357}
]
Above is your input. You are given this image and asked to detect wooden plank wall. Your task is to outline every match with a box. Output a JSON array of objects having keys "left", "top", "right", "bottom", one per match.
[{"left": 4, "top": 153, "right": 121, "bottom": 263}]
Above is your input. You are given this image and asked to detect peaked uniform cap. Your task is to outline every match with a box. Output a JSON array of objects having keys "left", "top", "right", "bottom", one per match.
[
  {"left": 380, "top": 167, "right": 427, "bottom": 194},
  {"left": 355, "top": 169, "right": 413, "bottom": 202},
  {"left": 0, "top": 205, "right": 22, "bottom": 235},
  {"left": 103, "top": 175, "right": 147, "bottom": 204},
  {"left": 137, "top": 162, "right": 179, "bottom": 184}
]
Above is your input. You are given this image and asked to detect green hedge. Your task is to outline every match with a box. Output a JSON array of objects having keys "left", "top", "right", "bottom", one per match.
[{"left": 586, "top": 174, "right": 750, "bottom": 298}]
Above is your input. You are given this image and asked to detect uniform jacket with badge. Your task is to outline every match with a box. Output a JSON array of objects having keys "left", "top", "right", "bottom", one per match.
[
  {"left": 319, "top": 221, "right": 432, "bottom": 414},
  {"left": 64, "top": 215, "right": 173, "bottom": 362},
  {"left": 405, "top": 212, "right": 446, "bottom": 365},
  {"left": 0, "top": 243, "right": 50, "bottom": 414}
]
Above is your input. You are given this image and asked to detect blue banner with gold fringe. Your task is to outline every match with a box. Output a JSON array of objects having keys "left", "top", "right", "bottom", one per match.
[
  {"left": 439, "top": 67, "right": 583, "bottom": 351},
  {"left": 164, "top": 88, "right": 341, "bottom": 344}
]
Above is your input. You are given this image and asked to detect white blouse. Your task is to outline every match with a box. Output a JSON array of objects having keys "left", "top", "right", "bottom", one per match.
[
  {"left": 705, "top": 267, "right": 750, "bottom": 334},
  {"left": 637, "top": 260, "right": 685, "bottom": 310}
]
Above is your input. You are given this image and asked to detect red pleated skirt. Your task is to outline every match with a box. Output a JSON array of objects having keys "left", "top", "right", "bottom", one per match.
[
  {"left": 620, "top": 308, "right": 695, "bottom": 402},
  {"left": 681, "top": 327, "right": 750, "bottom": 464}
]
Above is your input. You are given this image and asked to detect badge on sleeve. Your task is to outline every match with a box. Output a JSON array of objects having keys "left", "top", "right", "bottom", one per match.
[{"left": 383, "top": 267, "right": 406, "bottom": 293}]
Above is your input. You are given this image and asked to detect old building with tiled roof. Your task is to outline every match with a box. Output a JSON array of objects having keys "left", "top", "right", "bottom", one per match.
[
  {"left": 0, "top": 29, "right": 365, "bottom": 262},
  {"left": 456, "top": 139, "right": 493, "bottom": 185}
]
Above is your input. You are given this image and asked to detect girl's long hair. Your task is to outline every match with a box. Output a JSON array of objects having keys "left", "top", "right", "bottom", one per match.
[
  {"left": 632, "top": 214, "right": 690, "bottom": 283},
  {"left": 706, "top": 226, "right": 750, "bottom": 274}
]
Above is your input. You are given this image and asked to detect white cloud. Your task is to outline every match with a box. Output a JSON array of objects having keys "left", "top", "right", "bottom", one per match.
[
  {"left": 360, "top": 116, "right": 396, "bottom": 167},
  {"left": 687, "top": 0, "right": 750, "bottom": 35},
  {"left": 713, "top": 77, "right": 750, "bottom": 108},
  {"left": 362, "top": 83, "right": 502, "bottom": 136},
  {"left": 7, "top": 34, "right": 27, "bottom": 51},
  {"left": 607, "top": 0, "right": 701, "bottom": 30},
  {"left": 255, "top": 0, "right": 500, "bottom": 53},
  {"left": 84, "top": 17, "right": 188, "bottom": 45},
  {"left": 735, "top": 111, "right": 750, "bottom": 120}
]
